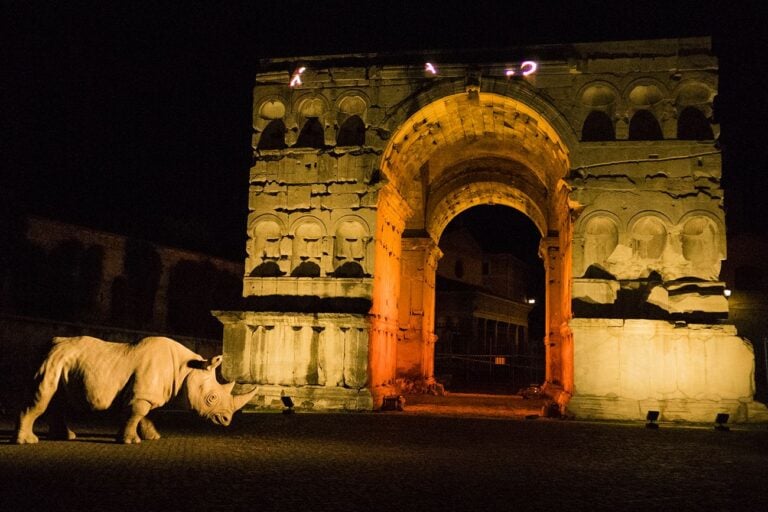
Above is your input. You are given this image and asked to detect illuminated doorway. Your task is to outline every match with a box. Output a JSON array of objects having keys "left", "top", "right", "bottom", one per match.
[{"left": 433, "top": 205, "right": 545, "bottom": 394}]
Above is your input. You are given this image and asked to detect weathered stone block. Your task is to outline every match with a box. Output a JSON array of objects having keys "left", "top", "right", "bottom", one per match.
[{"left": 569, "top": 318, "right": 767, "bottom": 422}]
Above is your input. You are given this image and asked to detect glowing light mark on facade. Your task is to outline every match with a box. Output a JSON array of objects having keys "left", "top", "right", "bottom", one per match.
[
  {"left": 505, "top": 61, "right": 538, "bottom": 77},
  {"left": 425, "top": 62, "right": 438, "bottom": 75},
  {"left": 290, "top": 67, "right": 306, "bottom": 87},
  {"left": 520, "top": 61, "right": 537, "bottom": 76}
]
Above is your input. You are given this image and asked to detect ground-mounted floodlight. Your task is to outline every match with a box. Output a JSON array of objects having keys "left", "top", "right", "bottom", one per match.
[
  {"left": 381, "top": 395, "right": 405, "bottom": 411},
  {"left": 281, "top": 395, "right": 295, "bottom": 415},
  {"left": 715, "top": 413, "right": 730, "bottom": 432},
  {"left": 646, "top": 410, "right": 660, "bottom": 429}
]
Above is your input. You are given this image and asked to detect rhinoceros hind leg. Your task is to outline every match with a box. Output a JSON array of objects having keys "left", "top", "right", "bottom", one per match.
[
  {"left": 48, "top": 402, "right": 76, "bottom": 440},
  {"left": 15, "top": 363, "right": 64, "bottom": 444},
  {"left": 15, "top": 407, "right": 44, "bottom": 444},
  {"left": 139, "top": 417, "right": 161, "bottom": 441},
  {"left": 49, "top": 425, "right": 77, "bottom": 441}
]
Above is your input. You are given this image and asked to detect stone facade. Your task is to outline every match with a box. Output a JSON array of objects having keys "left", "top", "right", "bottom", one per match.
[{"left": 219, "top": 37, "right": 767, "bottom": 421}]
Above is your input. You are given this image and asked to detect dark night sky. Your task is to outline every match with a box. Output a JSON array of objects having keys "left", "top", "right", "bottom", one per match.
[{"left": 3, "top": 1, "right": 766, "bottom": 261}]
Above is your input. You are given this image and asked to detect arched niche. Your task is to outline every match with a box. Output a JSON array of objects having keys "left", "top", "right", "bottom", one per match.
[
  {"left": 581, "top": 111, "right": 615, "bottom": 141},
  {"left": 257, "top": 119, "right": 287, "bottom": 150},
  {"left": 681, "top": 215, "right": 720, "bottom": 268},
  {"left": 290, "top": 219, "right": 324, "bottom": 277},
  {"left": 257, "top": 98, "right": 287, "bottom": 120},
  {"left": 295, "top": 118, "right": 325, "bottom": 148},
  {"left": 628, "top": 84, "right": 665, "bottom": 108},
  {"left": 674, "top": 81, "right": 714, "bottom": 108},
  {"left": 628, "top": 110, "right": 663, "bottom": 140},
  {"left": 333, "top": 218, "right": 370, "bottom": 277},
  {"left": 336, "top": 115, "right": 366, "bottom": 146},
  {"left": 631, "top": 216, "right": 667, "bottom": 260},
  {"left": 580, "top": 82, "right": 618, "bottom": 108},
  {"left": 582, "top": 215, "right": 619, "bottom": 272},
  {"left": 677, "top": 106, "right": 713, "bottom": 140},
  {"left": 247, "top": 217, "right": 285, "bottom": 276}
]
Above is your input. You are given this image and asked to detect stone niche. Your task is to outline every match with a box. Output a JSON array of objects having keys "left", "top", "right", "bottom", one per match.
[
  {"left": 572, "top": 205, "right": 729, "bottom": 320},
  {"left": 568, "top": 319, "right": 768, "bottom": 422},
  {"left": 214, "top": 311, "right": 373, "bottom": 411}
]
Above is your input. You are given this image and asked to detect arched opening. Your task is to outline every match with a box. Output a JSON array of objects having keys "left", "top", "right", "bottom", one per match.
[
  {"left": 295, "top": 118, "right": 325, "bottom": 148},
  {"left": 371, "top": 91, "right": 573, "bottom": 408},
  {"left": 257, "top": 119, "right": 287, "bottom": 150},
  {"left": 581, "top": 110, "right": 615, "bottom": 141},
  {"left": 628, "top": 110, "right": 663, "bottom": 140},
  {"left": 434, "top": 205, "right": 544, "bottom": 394},
  {"left": 336, "top": 115, "right": 366, "bottom": 146},
  {"left": 677, "top": 106, "right": 714, "bottom": 140}
]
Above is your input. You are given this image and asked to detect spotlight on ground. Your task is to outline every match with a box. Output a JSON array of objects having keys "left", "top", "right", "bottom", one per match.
[
  {"left": 646, "top": 410, "right": 660, "bottom": 429},
  {"left": 715, "top": 413, "right": 730, "bottom": 432},
  {"left": 281, "top": 396, "right": 295, "bottom": 415},
  {"left": 381, "top": 395, "right": 405, "bottom": 411}
]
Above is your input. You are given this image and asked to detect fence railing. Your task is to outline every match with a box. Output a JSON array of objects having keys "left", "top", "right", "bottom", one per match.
[{"left": 434, "top": 353, "right": 545, "bottom": 392}]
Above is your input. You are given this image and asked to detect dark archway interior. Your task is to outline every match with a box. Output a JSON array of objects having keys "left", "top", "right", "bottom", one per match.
[{"left": 434, "top": 205, "right": 545, "bottom": 394}]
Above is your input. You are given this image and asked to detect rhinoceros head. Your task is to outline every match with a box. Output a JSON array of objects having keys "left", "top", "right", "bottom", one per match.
[{"left": 184, "top": 355, "right": 258, "bottom": 426}]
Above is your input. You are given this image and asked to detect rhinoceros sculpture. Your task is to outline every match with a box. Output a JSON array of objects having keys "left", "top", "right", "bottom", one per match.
[{"left": 15, "top": 336, "right": 258, "bottom": 444}]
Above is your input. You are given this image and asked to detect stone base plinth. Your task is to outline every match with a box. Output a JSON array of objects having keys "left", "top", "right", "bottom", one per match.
[
  {"left": 569, "top": 318, "right": 768, "bottom": 423},
  {"left": 567, "top": 395, "right": 768, "bottom": 423},
  {"left": 213, "top": 311, "right": 374, "bottom": 412},
  {"left": 239, "top": 384, "right": 373, "bottom": 412}
]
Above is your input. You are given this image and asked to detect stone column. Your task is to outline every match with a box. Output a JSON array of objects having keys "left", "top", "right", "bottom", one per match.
[
  {"left": 541, "top": 236, "right": 565, "bottom": 389},
  {"left": 396, "top": 236, "right": 443, "bottom": 386}
]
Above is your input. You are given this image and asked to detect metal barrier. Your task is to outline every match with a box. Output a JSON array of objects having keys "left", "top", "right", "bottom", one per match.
[{"left": 434, "top": 353, "right": 544, "bottom": 393}]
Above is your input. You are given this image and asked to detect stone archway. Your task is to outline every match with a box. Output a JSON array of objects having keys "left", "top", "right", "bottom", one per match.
[
  {"left": 226, "top": 39, "right": 767, "bottom": 423},
  {"left": 369, "top": 91, "right": 575, "bottom": 406}
]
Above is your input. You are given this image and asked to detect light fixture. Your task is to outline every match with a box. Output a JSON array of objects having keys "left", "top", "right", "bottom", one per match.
[
  {"left": 646, "top": 410, "right": 660, "bottom": 429},
  {"left": 425, "top": 62, "right": 438, "bottom": 75},
  {"left": 281, "top": 395, "right": 295, "bottom": 414},
  {"left": 724, "top": 289, "right": 732, "bottom": 297},
  {"left": 527, "top": 298, "right": 536, "bottom": 305},
  {"left": 381, "top": 395, "right": 405, "bottom": 411},
  {"left": 715, "top": 413, "right": 730, "bottom": 432}
]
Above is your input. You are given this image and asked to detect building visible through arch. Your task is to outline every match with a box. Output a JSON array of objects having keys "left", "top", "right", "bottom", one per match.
[{"left": 214, "top": 37, "right": 768, "bottom": 423}]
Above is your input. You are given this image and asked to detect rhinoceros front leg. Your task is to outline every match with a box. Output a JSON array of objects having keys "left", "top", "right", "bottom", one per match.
[
  {"left": 121, "top": 399, "right": 152, "bottom": 444},
  {"left": 138, "top": 417, "right": 161, "bottom": 441}
]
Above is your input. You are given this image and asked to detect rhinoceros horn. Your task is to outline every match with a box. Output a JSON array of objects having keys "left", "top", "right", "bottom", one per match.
[{"left": 232, "top": 385, "right": 259, "bottom": 411}]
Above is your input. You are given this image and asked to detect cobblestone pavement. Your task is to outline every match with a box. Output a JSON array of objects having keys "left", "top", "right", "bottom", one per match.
[{"left": 2, "top": 396, "right": 767, "bottom": 512}]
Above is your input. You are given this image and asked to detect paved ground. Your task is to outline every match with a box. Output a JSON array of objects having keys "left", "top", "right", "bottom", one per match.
[{"left": 2, "top": 394, "right": 767, "bottom": 511}]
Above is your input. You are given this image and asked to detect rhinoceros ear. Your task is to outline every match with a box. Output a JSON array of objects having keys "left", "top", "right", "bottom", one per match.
[
  {"left": 206, "top": 355, "right": 224, "bottom": 372},
  {"left": 187, "top": 359, "right": 208, "bottom": 370}
]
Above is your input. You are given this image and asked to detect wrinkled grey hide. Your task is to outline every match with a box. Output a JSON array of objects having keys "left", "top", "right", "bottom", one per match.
[{"left": 15, "top": 336, "right": 258, "bottom": 444}]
